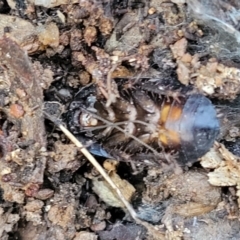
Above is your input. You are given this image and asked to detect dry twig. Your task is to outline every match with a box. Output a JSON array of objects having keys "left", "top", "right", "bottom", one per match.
[{"left": 44, "top": 111, "right": 138, "bottom": 220}]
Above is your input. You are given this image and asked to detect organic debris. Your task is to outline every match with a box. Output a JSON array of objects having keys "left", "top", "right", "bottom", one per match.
[{"left": 0, "top": 0, "right": 240, "bottom": 239}]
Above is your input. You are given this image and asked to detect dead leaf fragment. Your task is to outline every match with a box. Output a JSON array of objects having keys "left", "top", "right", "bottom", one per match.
[
  {"left": 174, "top": 202, "right": 216, "bottom": 217},
  {"left": 204, "top": 143, "right": 240, "bottom": 207},
  {"left": 201, "top": 144, "right": 223, "bottom": 168},
  {"left": 92, "top": 172, "right": 136, "bottom": 208}
]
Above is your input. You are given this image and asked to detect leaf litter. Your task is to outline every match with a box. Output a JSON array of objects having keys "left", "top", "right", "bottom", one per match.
[{"left": 1, "top": 0, "right": 240, "bottom": 239}]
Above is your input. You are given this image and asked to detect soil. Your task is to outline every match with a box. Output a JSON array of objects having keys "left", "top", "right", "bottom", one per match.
[{"left": 1, "top": 0, "right": 240, "bottom": 239}]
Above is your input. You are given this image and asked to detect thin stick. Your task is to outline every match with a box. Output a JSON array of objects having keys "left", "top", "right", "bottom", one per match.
[{"left": 44, "top": 112, "right": 137, "bottom": 220}]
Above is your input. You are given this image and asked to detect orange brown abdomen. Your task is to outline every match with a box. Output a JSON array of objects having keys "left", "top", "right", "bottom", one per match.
[{"left": 159, "top": 94, "right": 219, "bottom": 164}]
